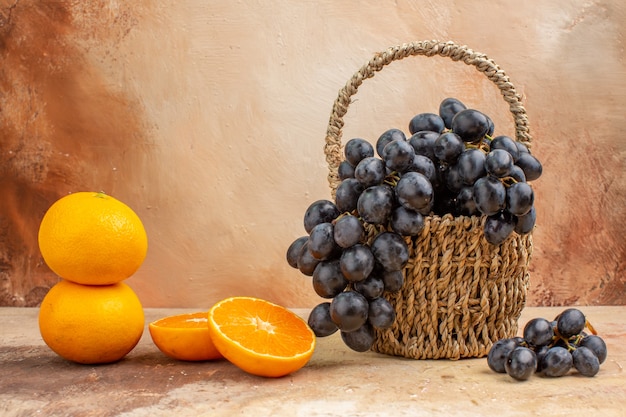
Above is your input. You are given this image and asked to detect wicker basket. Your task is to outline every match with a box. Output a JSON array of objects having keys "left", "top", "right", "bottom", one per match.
[{"left": 324, "top": 40, "right": 533, "bottom": 360}]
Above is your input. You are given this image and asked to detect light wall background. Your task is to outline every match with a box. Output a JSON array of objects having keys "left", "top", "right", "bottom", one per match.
[{"left": 1, "top": 0, "right": 624, "bottom": 308}]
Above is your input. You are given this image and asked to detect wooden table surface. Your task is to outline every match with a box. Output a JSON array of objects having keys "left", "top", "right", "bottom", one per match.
[{"left": 1, "top": 306, "right": 624, "bottom": 416}]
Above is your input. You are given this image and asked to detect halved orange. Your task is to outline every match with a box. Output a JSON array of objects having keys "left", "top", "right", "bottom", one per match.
[
  {"left": 207, "top": 296, "right": 316, "bottom": 377},
  {"left": 149, "top": 312, "right": 223, "bottom": 361}
]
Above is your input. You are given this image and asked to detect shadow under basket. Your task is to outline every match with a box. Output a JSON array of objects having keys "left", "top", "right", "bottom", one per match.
[{"left": 323, "top": 40, "right": 536, "bottom": 359}]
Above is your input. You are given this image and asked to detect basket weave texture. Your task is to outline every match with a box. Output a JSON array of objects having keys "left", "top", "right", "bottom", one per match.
[{"left": 324, "top": 40, "right": 533, "bottom": 360}]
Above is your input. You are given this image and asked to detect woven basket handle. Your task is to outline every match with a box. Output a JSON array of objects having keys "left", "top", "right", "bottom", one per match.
[{"left": 324, "top": 40, "right": 532, "bottom": 194}]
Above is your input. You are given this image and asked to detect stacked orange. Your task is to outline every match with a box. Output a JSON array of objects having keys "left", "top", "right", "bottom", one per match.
[{"left": 37, "top": 191, "right": 148, "bottom": 364}]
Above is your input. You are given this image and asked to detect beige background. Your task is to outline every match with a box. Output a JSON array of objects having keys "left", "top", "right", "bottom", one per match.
[{"left": 1, "top": 0, "right": 624, "bottom": 308}]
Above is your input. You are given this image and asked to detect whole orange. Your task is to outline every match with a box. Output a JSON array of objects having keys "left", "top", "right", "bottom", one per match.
[
  {"left": 38, "top": 191, "right": 148, "bottom": 285},
  {"left": 38, "top": 279, "right": 145, "bottom": 364}
]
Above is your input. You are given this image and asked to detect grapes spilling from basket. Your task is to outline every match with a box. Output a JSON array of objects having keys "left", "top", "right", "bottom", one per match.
[
  {"left": 487, "top": 308, "right": 608, "bottom": 380},
  {"left": 287, "top": 97, "right": 543, "bottom": 352}
]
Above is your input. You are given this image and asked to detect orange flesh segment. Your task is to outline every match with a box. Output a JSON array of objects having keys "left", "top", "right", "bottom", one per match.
[
  {"left": 152, "top": 313, "right": 209, "bottom": 329},
  {"left": 212, "top": 298, "right": 313, "bottom": 357}
]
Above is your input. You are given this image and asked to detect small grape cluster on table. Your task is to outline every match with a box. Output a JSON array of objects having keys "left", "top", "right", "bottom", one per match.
[
  {"left": 488, "top": 308, "right": 608, "bottom": 380},
  {"left": 287, "top": 97, "right": 543, "bottom": 352}
]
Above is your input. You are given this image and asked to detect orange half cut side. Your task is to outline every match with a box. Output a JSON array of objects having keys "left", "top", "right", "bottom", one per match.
[
  {"left": 149, "top": 312, "right": 223, "bottom": 361},
  {"left": 207, "top": 296, "right": 316, "bottom": 377}
]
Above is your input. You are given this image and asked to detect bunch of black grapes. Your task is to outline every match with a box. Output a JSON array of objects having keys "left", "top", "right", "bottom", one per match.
[
  {"left": 487, "top": 308, "right": 608, "bottom": 380},
  {"left": 285, "top": 198, "right": 406, "bottom": 352},
  {"left": 286, "top": 97, "right": 543, "bottom": 351}
]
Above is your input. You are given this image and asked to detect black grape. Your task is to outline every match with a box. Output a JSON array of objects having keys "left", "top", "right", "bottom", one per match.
[
  {"left": 383, "top": 139, "right": 416, "bottom": 172},
  {"left": 296, "top": 241, "right": 320, "bottom": 276},
  {"left": 376, "top": 128, "right": 406, "bottom": 158},
  {"left": 473, "top": 176, "right": 506, "bottom": 216},
  {"left": 408, "top": 131, "right": 438, "bottom": 162},
  {"left": 408, "top": 112, "right": 445, "bottom": 134},
  {"left": 516, "top": 141, "right": 530, "bottom": 154},
  {"left": 329, "top": 290, "right": 369, "bottom": 332},
  {"left": 308, "top": 222, "right": 340, "bottom": 260},
  {"left": 556, "top": 308, "right": 586, "bottom": 338},
  {"left": 514, "top": 206, "right": 536, "bottom": 234},
  {"left": 382, "top": 269, "right": 404, "bottom": 292},
  {"left": 304, "top": 200, "right": 340, "bottom": 234},
  {"left": 490, "top": 135, "right": 520, "bottom": 162},
  {"left": 483, "top": 211, "right": 515, "bottom": 245},
  {"left": 390, "top": 205, "right": 425, "bottom": 236},
  {"left": 486, "top": 115, "right": 495, "bottom": 136},
  {"left": 312, "top": 259, "right": 348, "bottom": 298},
  {"left": 485, "top": 149, "right": 514, "bottom": 177},
  {"left": 339, "top": 244, "right": 375, "bottom": 282},
  {"left": 370, "top": 232, "right": 409, "bottom": 272},
  {"left": 444, "top": 164, "right": 464, "bottom": 194},
  {"left": 524, "top": 317, "right": 555, "bottom": 347},
  {"left": 357, "top": 184, "right": 395, "bottom": 225},
  {"left": 457, "top": 148, "right": 486, "bottom": 185},
  {"left": 572, "top": 346, "right": 600, "bottom": 377},
  {"left": 308, "top": 302, "right": 339, "bottom": 337},
  {"left": 333, "top": 214, "right": 364, "bottom": 248},
  {"left": 487, "top": 338, "right": 521, "bottom": 373},
  {"left": 439, "top": 97, "right": 467, "bottom": 129},
  {"left": 579, "top": 335, "right": 607, "bottom": 364},
  {"left": 335, "top": 178, "right": 364, "bottom": 213},
  {"left": 395, "top": 172, "right": 433, "bottom": 211},
  {"left": 509, "top": 164, "right": 527, "bottom": 183},
  {"left": 338, "top": 160, "right": 356, "bottom": 180},
  {"left": 368, "top": 297, "right": 396, "bottom": 329},
  {"left": 455, "top": 186, "right": 479, "bottom": 216},
  {"left": 506, "top": 182, "right": 534, "bottom": 216},
  {"left": 286, "top": 236, "right": 308, "bottom": 269},
  {"left": 344, "top": 138, "right": 374, "bottom": 167},
  {"left": 505, "top": 347, "right": 537, "bottom": 381},
  {"left": 541, "top": 346, "right": 573, "bottom": 377},
  {"left": 451, "top": 109, "right": 490, "bottom": 143},
  {"left": 353, "top": 272, "right": 385, "bottom": 300},
  {"left": 434, "top": 132, "right": 465, "bottom": 164},
  {"left": 341, "top": 323, "right": 375, "bottom": 352},
  {"left": 354, "top": 156, "right": 386, "bottom": 188},
  {"left": 406, "top": 154, "right": 437, "bottom": 183},
  {"left": 516, "top": 152, "right": 543, "bottom": 181}
]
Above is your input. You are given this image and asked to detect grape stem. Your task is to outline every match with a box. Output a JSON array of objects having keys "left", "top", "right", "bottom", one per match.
[
  {"left": 550, "top": 319, "right": 598, "bottom": 352},
  {"left": 384, "top": 172, "right": 401, "bottom": 187},
  {"left": 586, "top": 319, "right": 598, "bottom": 336},
  {"left": 501, "top": 176, "right": 519, "bottom": 188}
]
